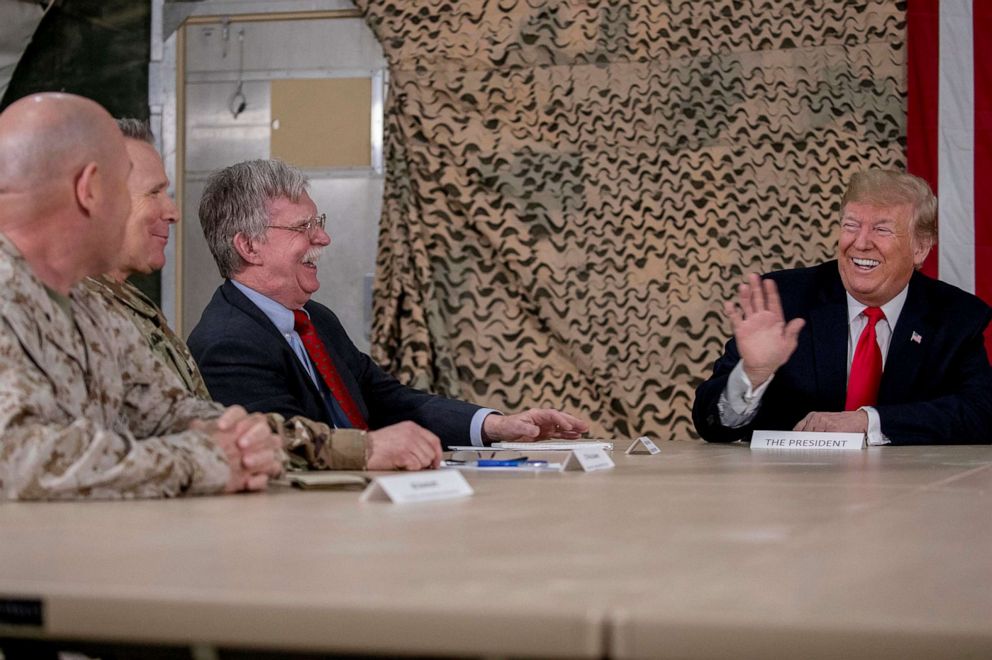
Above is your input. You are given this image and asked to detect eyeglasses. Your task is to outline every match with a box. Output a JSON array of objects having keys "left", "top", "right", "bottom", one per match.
[{"left": 267, "top": 213, "right": 326, "bottom": 239}]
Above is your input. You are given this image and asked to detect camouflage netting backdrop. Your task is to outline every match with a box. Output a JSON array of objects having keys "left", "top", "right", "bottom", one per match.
[{"left": 356, "top": 0, "right": 906, "bottom": 440}]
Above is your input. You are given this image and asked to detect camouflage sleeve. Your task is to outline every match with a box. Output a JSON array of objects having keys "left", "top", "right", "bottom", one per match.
[
  {"left": 0, "top": 348, "right": 230, "bottom": 501},
  {"left": 101, "top": 299, "right": 227, "bottom": 437},
  {"left": 266, "top": 413, "right": 367, "bottom": 471}
]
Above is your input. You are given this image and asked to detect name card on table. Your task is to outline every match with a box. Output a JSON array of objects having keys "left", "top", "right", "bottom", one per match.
[
  {"left": 751, "top": 430, "right": 865, "bottom": 451},
  {"left": 626, "top": 435, "right": 661, "bottom": 455},
  {"left": 565, "top": 447, "right": 616, "bottom": 472},
  {"left": 360, "top": 470, "right": 474, "bottom": 503}
]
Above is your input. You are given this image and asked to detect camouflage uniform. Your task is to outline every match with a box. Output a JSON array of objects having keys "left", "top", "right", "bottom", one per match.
[
  {"left": 0, "top": 233, "right": 230, "bottom": 500},
  {"left": 84, "top": 275, "right": 211, "bottom": 399},
  {"left": 85, "top": 275, "right": 366, "bottom": 471}
]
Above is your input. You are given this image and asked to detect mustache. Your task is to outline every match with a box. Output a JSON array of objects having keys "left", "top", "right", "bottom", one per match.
[{"left": 302, "top": 247, "right": 324, "bottom": 265}]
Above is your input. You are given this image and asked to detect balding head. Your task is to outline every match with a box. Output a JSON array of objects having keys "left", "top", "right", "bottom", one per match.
[{"left": 0, "top": 93, "right": 132, "bottom": 291}]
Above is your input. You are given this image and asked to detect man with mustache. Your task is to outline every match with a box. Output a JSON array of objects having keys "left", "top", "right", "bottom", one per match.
[
  {"left": 188, "top": 159, "right": 588, "bottom": 469},
  {"left": 693, "top": 169, "right": 992, "bottom": 445},
  {"left": 86, "top": 122, "right": 450, "bottom": 472}
]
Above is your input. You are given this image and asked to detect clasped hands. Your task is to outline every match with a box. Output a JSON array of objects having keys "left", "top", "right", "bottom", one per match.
[
  {"left": 727, "top": 274, "right": 866, "bottom": 434},
  {"left": 190, "top": 405, "right": 284, "bottom": 493}
]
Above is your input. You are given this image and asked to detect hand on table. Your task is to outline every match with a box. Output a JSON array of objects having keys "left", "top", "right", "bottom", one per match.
[
  {"left": 192, "top": 405, "right": 283, "bottom": 492},
  {"left": 365, "top": 421, "right": 443, "bottom": 471},
  {"left": 482, "top": 408, "right": 589, "bottom": 443},
  {"left": 726, "top": 273, "right": 805, "bottom": 387},
  {"left": 793, "top": 410, "right": 868, "bottom": 434}
]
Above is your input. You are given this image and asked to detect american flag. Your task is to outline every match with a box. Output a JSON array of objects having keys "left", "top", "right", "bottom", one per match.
[{"left": 907, "top": 0, "right": 992, "bottom": 357}]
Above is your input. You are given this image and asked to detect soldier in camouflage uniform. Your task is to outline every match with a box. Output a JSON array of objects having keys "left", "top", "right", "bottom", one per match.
[
  {"left": 0, "top": 93, "right": 282, "bottom": 500},
  {"left": 84, "top": 119, "right": 367, "bottom": 471}
]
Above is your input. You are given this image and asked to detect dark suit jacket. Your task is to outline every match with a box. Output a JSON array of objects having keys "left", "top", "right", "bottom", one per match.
[
  {"left": 693, "top": 261, "right": 992, "bottom": 444},
  {"left": 187, "top": 281, "right": 481, "bottom": 448}
]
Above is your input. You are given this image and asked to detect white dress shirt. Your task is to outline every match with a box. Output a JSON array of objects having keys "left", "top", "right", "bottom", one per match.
[{"left": 718, "top": 284, "right": 910, "bottom": 445}]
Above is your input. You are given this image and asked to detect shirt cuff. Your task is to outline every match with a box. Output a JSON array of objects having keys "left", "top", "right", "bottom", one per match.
[
  {"left": 717, "top": 361, "right": 773, "bottom": 427},
  {"left": 470, "top": 408, "right": 499, "bottom": 447},
  {"left": 861, "top": 407, "right": 890, "bottom": 445}
]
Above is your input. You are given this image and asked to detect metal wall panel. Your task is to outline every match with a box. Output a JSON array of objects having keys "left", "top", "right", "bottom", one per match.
[{"left": 179, "top": 9, "right": 386, "bottom": 352}]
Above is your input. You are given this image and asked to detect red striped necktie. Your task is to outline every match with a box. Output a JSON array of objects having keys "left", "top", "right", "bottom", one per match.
[
  {"left": 845, "top": 306, "right": 885, "bottom": 410},
  {"left": 293, "top": 310, "right": 368, "bottom": 430}
]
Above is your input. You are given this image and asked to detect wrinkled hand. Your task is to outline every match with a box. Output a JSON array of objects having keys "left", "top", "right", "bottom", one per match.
[
  {"left": 482, "top": 408, "right": 590, "bottom": 443},
  {"left": 727, "top": 274, "right": 805, "bottom": 387},
  {"left": 365, "top": 421, "right": 443, "bottom": 471},
  {"left": 793, "top": 411, "right": 868, "bottom": 434},
  {"left": 192, "top": 405, "right": 283, "bottom": 492}
]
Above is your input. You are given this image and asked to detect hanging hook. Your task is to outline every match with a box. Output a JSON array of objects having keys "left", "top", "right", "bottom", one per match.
[
  {"left": 221, "top": 17, "right": 230, "bottom": 59},
  {"left": 228, "top": 28, "right": 247, "bottom": 119}
]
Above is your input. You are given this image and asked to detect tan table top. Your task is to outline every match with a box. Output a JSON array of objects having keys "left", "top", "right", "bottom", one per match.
[{"left": 0, "top": 442, "right": 990, "bottom": 658}]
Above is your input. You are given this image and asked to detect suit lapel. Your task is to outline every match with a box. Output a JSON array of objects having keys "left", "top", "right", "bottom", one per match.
[
  {"left": 878, "top": 273, "right": 930, "bottom": 403},
  {"left": 221, "top": 280, "right": 285, "bottom": 343},
  {"left": 808, "top": 266, "right": 849, "bottom": 410},
  {"left": 221, "top": 280, "right": 326, "bottom": 404}
]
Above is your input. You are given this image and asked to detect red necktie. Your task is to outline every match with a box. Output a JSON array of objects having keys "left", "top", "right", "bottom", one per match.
[
  {"left": 293, "top": 310, "right": 368, "bottom": 430},
  {"left": 845, "top": 306, "right": 885, "bottom": 410}
]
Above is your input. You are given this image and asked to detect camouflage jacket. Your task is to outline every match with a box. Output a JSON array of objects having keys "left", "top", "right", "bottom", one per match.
[
  {"left": 84, "top": 275, "right": 211, "bottom": 399},
  {"left": 0, "top": 233, "right": 230, "bottom": 500},
  {"left": 84, "top": 275, "right": 366, "bottom": 471}
]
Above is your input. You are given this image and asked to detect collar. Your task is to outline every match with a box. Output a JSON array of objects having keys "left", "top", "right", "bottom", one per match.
[
  {"left": 845, "top": 282, "right": 910, "bottom": 328},
  {"left": 88, "top": 274, "right": 158, "bottom": 319},
  {"left": 230, "top": 279, "right": 305, "bottom": 334}
]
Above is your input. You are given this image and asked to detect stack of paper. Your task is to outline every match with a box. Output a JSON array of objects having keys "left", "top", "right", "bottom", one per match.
[{"left": 490, "top": 440, "right": 614, "bottom": 451}]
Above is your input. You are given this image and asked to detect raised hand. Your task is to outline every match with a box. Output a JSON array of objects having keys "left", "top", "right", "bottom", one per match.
[{"left": 725, "top": 274, "right": 805, "bottom": 387}]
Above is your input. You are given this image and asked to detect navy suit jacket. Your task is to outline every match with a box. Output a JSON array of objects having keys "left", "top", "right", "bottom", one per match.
[
  {"left": 693, "top": 261, "right": 992, "bottom": 444},
  {"left": 187, "top": 281, "right": 481, "bottom": 448}
]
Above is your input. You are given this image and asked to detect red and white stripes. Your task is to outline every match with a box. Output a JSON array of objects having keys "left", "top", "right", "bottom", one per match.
[{"left": 907, "top": 0, "right": 992, "bottom": 354}]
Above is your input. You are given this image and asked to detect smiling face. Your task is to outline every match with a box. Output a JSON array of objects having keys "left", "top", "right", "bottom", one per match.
[
  {"left": 112, "top": 139, "right": 177, "bottom": 279},
  {"left": 248, "top": 192, "right": 330, "bottom": 309},
  {"left": 836, "top": 201, "right": 931, "bottom": 307}
]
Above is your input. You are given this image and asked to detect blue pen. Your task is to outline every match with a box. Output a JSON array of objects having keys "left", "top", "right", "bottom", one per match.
[{"left": 476, "top": 458, "right": 529, "bottom": 467}]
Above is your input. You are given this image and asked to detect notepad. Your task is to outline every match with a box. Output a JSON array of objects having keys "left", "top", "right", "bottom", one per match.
[
  {"left": 490, "top": 440, "right": 614, "bottom": 451},
  {"left": 286, "top": 472, "right": 370, "bottom": 490}
]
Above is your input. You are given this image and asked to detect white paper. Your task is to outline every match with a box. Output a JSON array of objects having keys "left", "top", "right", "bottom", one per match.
[{"left": 491, "top": 440, "right": 614, "bottom": 451}]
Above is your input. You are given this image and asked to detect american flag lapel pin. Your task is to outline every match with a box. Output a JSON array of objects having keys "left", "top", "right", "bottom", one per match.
[{"left": 911, "top": 331, "right": 922, "bottom": 344}]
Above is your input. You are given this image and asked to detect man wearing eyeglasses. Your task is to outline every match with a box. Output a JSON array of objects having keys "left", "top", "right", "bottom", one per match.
[{"left": 188, "top": 159, "right": 588, "bottom": 471}]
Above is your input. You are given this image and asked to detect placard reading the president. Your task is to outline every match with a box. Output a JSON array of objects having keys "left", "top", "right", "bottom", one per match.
[{"left": 751, "top": 430, "right": 865, "bottom": 451}]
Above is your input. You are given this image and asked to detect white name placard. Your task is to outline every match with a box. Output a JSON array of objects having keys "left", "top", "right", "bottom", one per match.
[
  {"left": 626, "top": 435, "right": 661, "bottom": 455},
  {"left": 565, "top": 447, "right": 616, "bottom": 472},
  {"left": 751, "top": 430, "right": 865, "bottom": 451},
  {"left": 360, "top": 470, "right": 474, "bottom": 503}
]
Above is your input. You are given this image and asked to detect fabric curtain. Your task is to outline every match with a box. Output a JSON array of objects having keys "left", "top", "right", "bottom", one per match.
[{"left": 357, "top": 1, "right": 906, "bottom": 439}]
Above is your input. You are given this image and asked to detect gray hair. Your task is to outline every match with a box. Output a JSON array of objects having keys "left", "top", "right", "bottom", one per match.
[
  {"left": 199, "top": 159, "right": 309, "bottom": 278},
  {"left": 115, "top": 118, "right": 154, "bottom": 144},
  {"left": 841, "top": 169, "right": 938, "bottom": 249}
]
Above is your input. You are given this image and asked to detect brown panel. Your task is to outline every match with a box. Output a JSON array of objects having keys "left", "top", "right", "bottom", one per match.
[{"left": 270, "top": 77, "right": 371, "bottom": 169}]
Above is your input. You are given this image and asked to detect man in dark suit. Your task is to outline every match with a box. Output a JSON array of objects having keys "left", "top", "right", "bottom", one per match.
[
  {"left": 694, "top": 169, "right": 992, "bottom": 445},
  {"left": 188, "top": 160, "right": 588, "bottom": 470}
]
